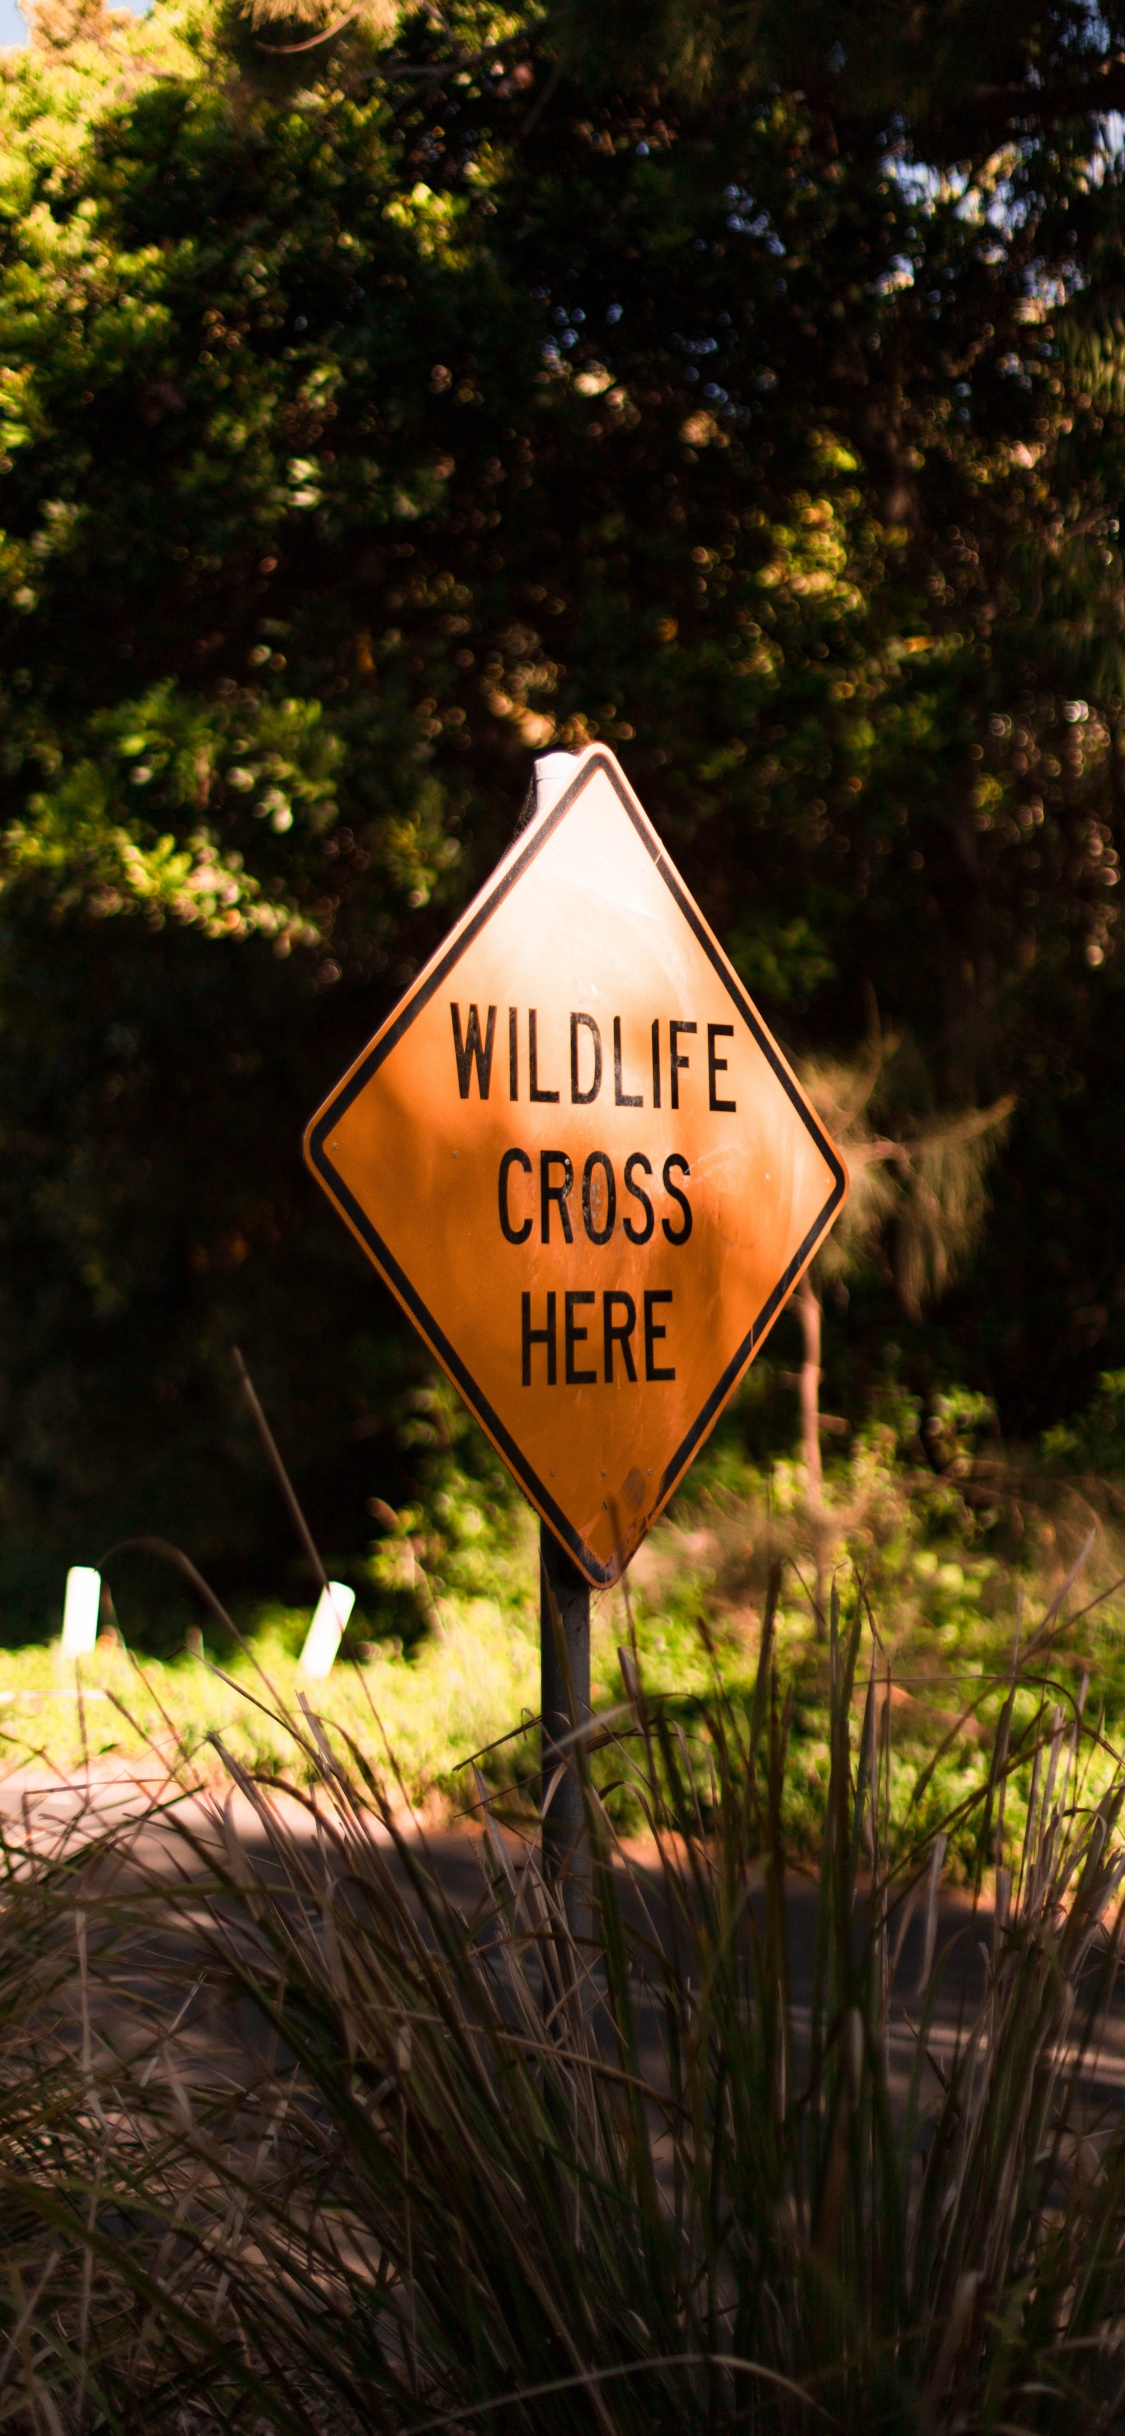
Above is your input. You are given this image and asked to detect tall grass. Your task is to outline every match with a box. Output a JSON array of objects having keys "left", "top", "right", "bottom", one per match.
[
  {"left": 45, "top": 1567, "right": 1123, "bottom": 2435},
  {"left": 0, "top": 1784, "right": 196, "bottom": 2434}
]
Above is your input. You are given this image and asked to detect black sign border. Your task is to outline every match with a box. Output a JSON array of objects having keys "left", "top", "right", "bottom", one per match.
[{"left": 306, "top": 751, "right": 846, "bottom": 1585}]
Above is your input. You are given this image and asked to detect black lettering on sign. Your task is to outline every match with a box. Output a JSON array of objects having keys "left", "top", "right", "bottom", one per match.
[
  {"left": 522, "top": 1291, "right": 557, "bottom": 1385},
  {"left": 707, "top": 1023, "right": 736, "bottom": 1113},
  {"left": 450, "top": 1003, "right": 496, "bottom": 1100},
  {"left": 604, "top": 1291, "right": 637, "bottom": 1383},
  {"left": 582, "top": 1151, "right": 616, "bottom": 1245},
  {"left": 528, "top": 1009, "right": 559, "bottom": 1103},
  {"left": 498, "top": 1148, "right": 532, "bottom": 1243},
  {"left": 669, "top": 1020, "right": 696, "bottom": 1111},
  {"left": 644, "top": 1288, "right": 675, "bottom": 1381},
  {"left": 570, "top": 1013, "right": 602, "bottom": 1105},
  {"left": 661, "top": 1154, "right": 692, "bottom": 1244},
  {"left": 565, "top": 1290, "right": 596, "bottom": 1384},
  {"left": 651, "top": 1018, "right": 661, "bottom": 1110},
  {"left": 622, "top": 1152, "right": 654, "bottom": 1244},
  {"left": 540, "top": 1150, "right": 574, "bottom": 1243},
  {"left": 522, "top": 1290, "right": 673, "bottom": 1385},
  {"left": 613, "top": 1017, "right": 642, "bottom": 1107},
  {"left": 508, "top": 1007, "right": 518, "bottom": 1101}
]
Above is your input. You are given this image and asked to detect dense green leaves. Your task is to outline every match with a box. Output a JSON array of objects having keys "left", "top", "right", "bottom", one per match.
[{"left": 2, "top": 0, "right": 1125, "bottom": 1625}]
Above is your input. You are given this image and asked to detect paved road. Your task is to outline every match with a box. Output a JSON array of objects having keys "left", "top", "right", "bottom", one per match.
[{"left": 5, "top": 1761, "right": 1125, "bottom": 2111}]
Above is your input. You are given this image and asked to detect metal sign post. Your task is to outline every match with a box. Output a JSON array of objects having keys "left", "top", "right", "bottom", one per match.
[
  {"left": 304, "top": 738, "right": 848, "bottom": 1926},
  {"left": 532, "top": 757, "right": 592, "bottom": 1930},
  {"left": 539, "top": 1517, "right": 591, "bottom": 1924}
]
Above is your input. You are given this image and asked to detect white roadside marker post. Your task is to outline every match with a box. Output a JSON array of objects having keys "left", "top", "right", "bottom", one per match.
[
  {"left": 61, "top": 1566, "right": 101, "bottom": 1657},
  {"left": 298, "top": 1581, "right": 355, "bottom": 1679}
]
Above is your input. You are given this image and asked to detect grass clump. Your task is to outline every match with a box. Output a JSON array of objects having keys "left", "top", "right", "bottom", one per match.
[
  {"left": 31, "top": 1564, "right": 1125, "bottom": 2435},
  {"left": 5, "top": 1387, "right": 1125, "bottom": 1857}
]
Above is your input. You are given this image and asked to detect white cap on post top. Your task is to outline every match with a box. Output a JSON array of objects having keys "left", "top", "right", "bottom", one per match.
[{"left": 534, "top": 752, "right": 579, "bottom": 816}]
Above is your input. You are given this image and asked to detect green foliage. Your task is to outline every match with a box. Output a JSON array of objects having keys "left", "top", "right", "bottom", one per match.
[
  {"left": 10, "top": 682, "right": 341, "bottom": 942},
  {"left": 4, "top": 0, "right": 1125, "bottom": 1599},
  {"left": 5, "top": 1406, "right": 1124, "bottom": 1877},
  {"left": 1041, "top": 1367, "right": 1125, "bottom": 1476}
]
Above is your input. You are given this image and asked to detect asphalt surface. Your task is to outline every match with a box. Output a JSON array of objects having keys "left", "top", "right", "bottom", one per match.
[{"left": 5, "top": 1763, "right": 1125, "bottom": 2114}]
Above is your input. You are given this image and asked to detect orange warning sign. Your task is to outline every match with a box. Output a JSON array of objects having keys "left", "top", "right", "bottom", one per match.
[{"left": 305, "top": 747, "right": 847, "bottom": 1585}]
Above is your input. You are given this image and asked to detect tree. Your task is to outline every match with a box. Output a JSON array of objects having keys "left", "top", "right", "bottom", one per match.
[
  {"left": 794, "top": 1044, "right": 1013, "bottom": 1506},
  {"left": 0, "top": 0, "right": 1122, "bottom": 1624}
]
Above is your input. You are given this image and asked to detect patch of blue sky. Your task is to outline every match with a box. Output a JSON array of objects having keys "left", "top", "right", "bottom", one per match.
[
  {"left": 885, "top": 148, "right": 1042, "bottom": 250},
  {"left": 0, "top": 0, "right": 148, "bottom": 39},
  {"left": 1089, "top": 112, "right": 1125, "bottom": 181},
  {"left": 882, "top": 141, "right": 1100, "bottom": 316},
  {"left": 887, "top": 157, "right": 945, "bottom": 212}
]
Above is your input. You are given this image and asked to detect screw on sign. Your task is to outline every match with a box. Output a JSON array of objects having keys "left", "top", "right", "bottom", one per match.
[{"left": 305, "top": 747, "right": 848, "bottom": 1896}]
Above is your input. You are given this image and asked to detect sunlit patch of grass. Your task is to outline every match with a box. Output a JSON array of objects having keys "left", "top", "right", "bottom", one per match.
[
  {"left": 6, "top": 1408, "right": 1125, "bottom": 1857},
  {"left": 0, "top": 1601, "right": 541, "bottom": 1806}
]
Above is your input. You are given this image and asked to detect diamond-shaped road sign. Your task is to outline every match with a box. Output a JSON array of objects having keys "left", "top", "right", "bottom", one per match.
[{"left": 305, "top": 746, "right": 848, "bottom": 1586}]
